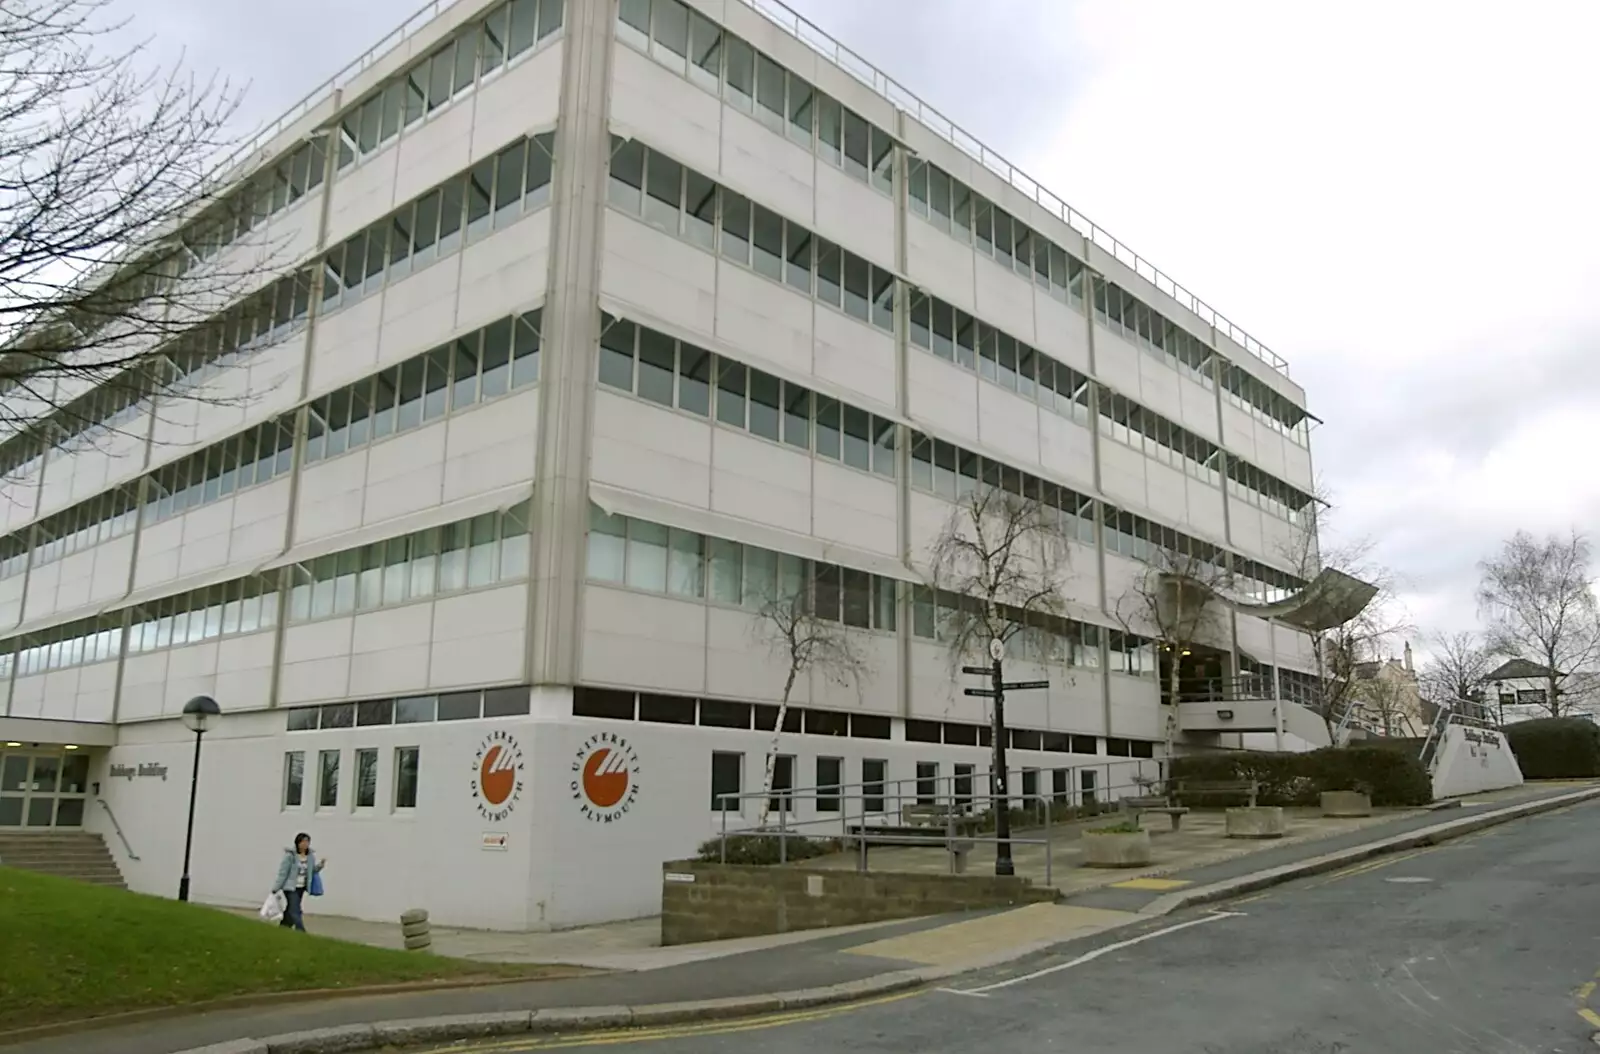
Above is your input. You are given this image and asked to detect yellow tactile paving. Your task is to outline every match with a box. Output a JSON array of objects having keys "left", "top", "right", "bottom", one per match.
[
  {"left": 844, "top": 902, "right": 1139, "bottom": 966},
  {"left": 1107, "top": 877, "right": 1192, "bottom": 891}
]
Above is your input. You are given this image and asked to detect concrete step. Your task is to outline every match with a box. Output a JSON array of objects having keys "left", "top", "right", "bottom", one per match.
[{"left": 0, "top": 832, "right": 127, "bottom": 889}]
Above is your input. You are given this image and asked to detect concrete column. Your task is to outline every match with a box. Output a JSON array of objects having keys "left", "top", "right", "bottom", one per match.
[{"left": 526, "top": 0, "right": 618, "bottom": 686}]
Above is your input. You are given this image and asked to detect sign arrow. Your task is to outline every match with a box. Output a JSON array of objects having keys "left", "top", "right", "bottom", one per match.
[
  {"left": 963, "top": 688, "right": 998, "bottom": 698},
  {"left": 1002, "top": 680, "right": 1051, "bottom": 691},
  {"left": 961, "top": 665, "right": 991, "bottom": 676}
]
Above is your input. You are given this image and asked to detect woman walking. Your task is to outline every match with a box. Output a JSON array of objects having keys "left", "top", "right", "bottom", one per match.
[{"left": 271, "top": 833, "right": 326, "bottom": 932}]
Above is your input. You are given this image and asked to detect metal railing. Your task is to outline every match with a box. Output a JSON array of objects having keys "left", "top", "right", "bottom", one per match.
[
  {"left": 709, "top": 761, "right": 1167, "bottom": 887},
  {"left": 735, "top": 0, "right": 1291, "bottom": 377},
  {"left": 95, "top": 797, "right": 140, "bottom": 861},
  {"left": 1175, "top": 675, "right": 1320, "bottom": 710}
]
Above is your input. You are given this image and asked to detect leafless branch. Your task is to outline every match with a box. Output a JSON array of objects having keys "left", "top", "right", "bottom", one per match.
[
  {"left": 1417, "top": 630, "right": 1495, "bottom": 709},
  {"left": 0, "top": 0, "right": 285, "bottom": 477},
  {"left": 1476, "top": 529, "right": 1600, "bottom": 719},
  {"left": 926, "top": 483, "right": 1074, "bottom": 668},
  {"left": 748, "top": 578, "right": 870, "bottom": 827}
]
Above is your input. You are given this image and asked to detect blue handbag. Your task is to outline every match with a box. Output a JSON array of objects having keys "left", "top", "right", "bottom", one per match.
[{"left": 309, "top": 869, "right": 324, "bottom": 897}]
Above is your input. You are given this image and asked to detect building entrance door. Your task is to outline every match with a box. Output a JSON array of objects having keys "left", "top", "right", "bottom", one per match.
[{"left": 0, "top": 749, "right": 91, "bottom": 829}]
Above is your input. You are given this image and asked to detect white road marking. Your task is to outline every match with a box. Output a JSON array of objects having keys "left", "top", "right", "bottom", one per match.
[
  {"left": 939, "top": 911, "right": 1246, "bottom": 996},
  {"left": 1384, "top": 876, "right": 1434, "bottom": 884}
]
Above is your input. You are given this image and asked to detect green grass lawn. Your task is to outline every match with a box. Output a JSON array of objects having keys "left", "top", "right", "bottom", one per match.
[{"left": 0, "top": 868, "right": 568, "bottom": 1032}]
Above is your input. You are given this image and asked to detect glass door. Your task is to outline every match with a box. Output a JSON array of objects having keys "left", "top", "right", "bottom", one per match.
[{"left": 0, "top": 751, "right": 90, "bottom": 828}]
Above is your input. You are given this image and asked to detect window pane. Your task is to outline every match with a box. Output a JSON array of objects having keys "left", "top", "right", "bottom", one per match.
[
  {"left": 599, "top": 317, "right": 636, "bottom": 391},
  {"left": 587, "top": 505, "right": 627, "bottom": 583},
  {"left": 637, "top": 328, "right": 676, "bottom": 406},
  {"left": 716, "top": 359, "right": 746, "bottom": 428},
  {"left": 719, "top": 190, "right": 750, "bottom": 264},
  {"left": 667, "top": 528, "right": 704, "bottom": 597},
  {"left": 625, "top": 519, "right": 669, "bottom": 592},
  {"left": 609, "top": 139, "right": 645, "bottom": 213},
  {"left": 678, "top": 344, "right": 711, "bottom": 416},
  {"left": 748, "top": 370, "right": 780, "bottom": 441},
  {"left": 644, "top": 149, "right": 683, "bottom": 232}
]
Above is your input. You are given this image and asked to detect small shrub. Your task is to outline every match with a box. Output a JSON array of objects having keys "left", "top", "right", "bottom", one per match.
[
  {"left": 1504, "top": 717, "right": 1600, "bottom": 779},
  {"left": 695, "top": 834, "right": 839, "bottom": 865},
  {"left": 1086, "top": 821, "right": 1143, "bottom": 835},
  {"left": 1169, "top": 746, "right": 1432, "bottom": 807}
]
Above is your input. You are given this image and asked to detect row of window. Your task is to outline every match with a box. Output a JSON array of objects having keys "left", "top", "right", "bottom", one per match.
[
  {"left": 1093, "top": 280, "right": 1217, "bottom": 390},
  {"left": 305, "top": 311, "right": 542, "bottom": 466},
  {"left": 283, "top": 746, "right": 421, "bottom": 812},
  {"left": 1222, "top": 363, "right": 1311, "bottom": 446},
  {"left": 598, "top": 317, "right": 898, "bottom": 478},
  {"left": 1098, "top": 390, "right": 1222, "bottom": 487},
  {"left": 573, "top": 684, "right": 1152, "bottom": 759},
  {"left": 285, "top": 505, "right": 531, "bottom": 624},
  {"left": 907, "top": 433, "right": 1098, "bottom": 547},
  {"left": 322, "top": 133, "right": 556, "bottom": 315},
  {"left": 616, "top": 0, "right": 894, "bottom": 195},
  {"left": 1226, "top": 457, "right": 1313, "bottom": 526},
  {"left": 1101, "top": 504, "right": 1229, "bottom": 581},
  {"left": 0, "top": 507, "right": 533, "bottom": 678},
  {"left": 908, "top": 290, "right": 1093, "bottom": 430},
  {"left": 0, "top": 261, "right": 316, "bottom": 484},
  {"left": 0, "top": 307, "right": 543, "bottom": 581},
  {"left": 607, "top": 138, "right": 896, "bottom": 334},
  {"left": 338, "top": 0, "right": 563, "bottom": 171},
  {"left": 147, "top": 418, "right": 297, "bottom": 527},
  {"left": 586, "top": 506, "right": 900, "bottom": 631},
  {"left": 907, "top": 587, "right": 1158, "bottom": 678},
  {"left": 177, "top": 138, "right": 327, "bottom": 276},
  {"left": 286, "top": 685, "right": 532, "bottom": 730},
  {"left": 907, "top": 159, "right": 1087, "bottom": 310}
]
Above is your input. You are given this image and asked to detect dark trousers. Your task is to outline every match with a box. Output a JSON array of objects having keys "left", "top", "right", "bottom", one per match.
[{"left": 279, "top": 887, "right": 307, "bottom": 931}]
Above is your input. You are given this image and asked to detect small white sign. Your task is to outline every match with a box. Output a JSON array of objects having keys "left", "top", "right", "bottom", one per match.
[
  {"left": 482, "top": 832, "right": 508, "bottom": 851},
  {"left": 664, "top": 872, "right": 696, "bottom": 884},
  {"left": 989, "top": 637, "right": 1005, "bottom": 662}
]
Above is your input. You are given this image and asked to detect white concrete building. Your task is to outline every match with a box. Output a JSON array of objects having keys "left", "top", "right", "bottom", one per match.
[{"left": 0, "top": 0, "right": 1331, "bottom": 929}]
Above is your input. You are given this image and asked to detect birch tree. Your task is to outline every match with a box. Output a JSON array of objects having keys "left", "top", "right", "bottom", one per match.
[
  {"left": 1476, "top": 529, "right": 1600, "bottom": 718},
  {"left": 750, "top": 574, "right": 868, "bottom": 827}
]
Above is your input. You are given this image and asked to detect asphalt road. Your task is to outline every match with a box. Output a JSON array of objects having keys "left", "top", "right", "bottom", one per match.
[{"left": 438, "top": 797, "right": 1600, "bottom": 1054}]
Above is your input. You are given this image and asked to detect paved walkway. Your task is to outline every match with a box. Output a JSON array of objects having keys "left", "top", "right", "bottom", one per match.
[{"left": 6, "top": 781, "right": 1591, "bottom": 1054}]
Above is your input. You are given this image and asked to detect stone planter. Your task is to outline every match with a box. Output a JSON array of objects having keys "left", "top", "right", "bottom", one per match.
[
  {"left": 1082, "top": 828, "right": 1153, "bottom": 868},
  {"left": 1320, "top": 790, "right": 1372, "bottom": 818},
  {"left": 1225, "top": 806, "right": 1287, "bottom": 839}
]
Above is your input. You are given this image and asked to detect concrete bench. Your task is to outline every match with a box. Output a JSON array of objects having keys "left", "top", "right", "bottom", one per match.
[
  {"left": 1118, "top": 794, "right": 1191, "bottom": 831},
  {"left": 1173, "top": 779, "right": 1260, "bottom": 807},
  {"left": 846, "top": 825, "right": 980, "bottom": 872}
]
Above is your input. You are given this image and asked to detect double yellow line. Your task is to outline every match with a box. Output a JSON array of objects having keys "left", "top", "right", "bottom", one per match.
[{"left": 420, "top": 991, "right": 921, "bottom": 1052}]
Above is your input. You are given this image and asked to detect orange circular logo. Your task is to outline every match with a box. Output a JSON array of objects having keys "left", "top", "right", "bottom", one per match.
[
  {"left": 471, "top": 731, "right": 524, "bottom": 821},
  {"left": 582, "top": 749, "right": 629, "bottom": 808},
  {"left": 479, "top": 746, "right": 516, "bottom": 806},
  {"left": 571, "top": 733, "right": 640, "bottom": 822}
]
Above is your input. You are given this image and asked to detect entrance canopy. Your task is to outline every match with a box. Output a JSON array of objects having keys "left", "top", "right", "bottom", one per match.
[
  {"left": 0, "top": 716, "right": 115, "bottom": 749},
  {"left": 1224, "top": 567, "right": 1380, "bottom": 632}
]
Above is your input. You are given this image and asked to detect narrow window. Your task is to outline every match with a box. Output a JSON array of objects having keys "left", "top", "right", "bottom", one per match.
[
  {"left": 643, "top": 149, "right": 683, "bottom": 232},
  {"left": 394, "top": 748, "right": 420, "bottom": 809},
  {"left": 283, "top": 752, "right": 304, "bottom": 807},
  {"left": 719, "top": 190, "right": 750, "bottom": 264},
  {"left": 317, "top": 749, "right": 340, "bottom": 808},
  {"left": 711, "top": 751, "right": 742, "bottom": 812},
  {"left": 608, "top": 139, "right": 646, "bottom": 213}
]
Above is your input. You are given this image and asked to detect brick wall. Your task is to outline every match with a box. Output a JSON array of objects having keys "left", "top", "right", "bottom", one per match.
[{"left": 660, "top": 861, "right": 1058, "bottom": 945}]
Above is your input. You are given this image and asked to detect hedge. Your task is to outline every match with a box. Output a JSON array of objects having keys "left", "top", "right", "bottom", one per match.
[
  {"left": 1168, "top": 747, "right": 1433, "bottom": 807},
  {"left": 1503, "top": 717, "right": 1600, "bottom": 779},
  {"left": 695, "top": 834, "right": 839, "bottom": 865}
]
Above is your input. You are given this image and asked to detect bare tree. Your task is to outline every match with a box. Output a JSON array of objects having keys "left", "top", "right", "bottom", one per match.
[
  {"left": 1114, "top": 541, "right": 1234, "bottom": 751},
  {"left": 0, "top": 0, "right": 265, "bottom": 460},
  {"left": 1276, "top": 486, "right": 1409, "bottom": 744},
  {"left": 1476, "top": 529, "right": 1600, "bottom": 719},
  {"left": 926, "top": 483, "right": 1075, "bottom": 665},
  {"left": 749, "top": 580, "right": 869, "bottom": 828},
  {"left": 1350, "top": 666, "right": 1419, "bottom": 738},
  {"left": 1418, "top": 630, "right": 1494, "bottom": 710}
]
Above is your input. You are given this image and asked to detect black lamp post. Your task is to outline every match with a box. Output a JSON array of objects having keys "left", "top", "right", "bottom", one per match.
[{"left": 177, "top": 695, "right": 221, "bottom": 903}]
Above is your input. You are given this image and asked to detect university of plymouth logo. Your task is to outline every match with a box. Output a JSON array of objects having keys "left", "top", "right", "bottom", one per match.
[
  {"left": 471, "top": 730, "right": 526, "bottom": 823},
  {"left": 571, "top": 732, "right": 640, "bottom": 823}
]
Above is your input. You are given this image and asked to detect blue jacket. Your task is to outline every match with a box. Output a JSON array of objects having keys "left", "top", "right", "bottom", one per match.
[{"left": 272, "top": 848, "right": 323, "bottom": 892}]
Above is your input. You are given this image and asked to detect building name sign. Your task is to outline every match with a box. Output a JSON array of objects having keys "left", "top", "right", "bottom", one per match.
[
  {"left": 1462, "top": 729, "right": 1502, "bottom": 748},
  {"left": 109, "top": 763, "right": 169, "bottom": 781}
]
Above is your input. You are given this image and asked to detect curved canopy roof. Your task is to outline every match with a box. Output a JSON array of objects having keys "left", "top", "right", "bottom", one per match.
[{"left": 1220, "top": 566, "right": 1379, "bottom": 632}]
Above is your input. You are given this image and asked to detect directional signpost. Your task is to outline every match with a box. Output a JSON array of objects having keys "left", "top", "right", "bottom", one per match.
[{"left": 962, "top": 637, "right": 1049, "bottom": 877}]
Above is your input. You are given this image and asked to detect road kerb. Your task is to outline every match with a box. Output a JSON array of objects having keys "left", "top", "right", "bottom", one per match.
[
  {"left": 160, "top": 786, "right": 1600, "bottom": 1054},
  {"left": 1143, "top": 785, "right": 1600, "bottom": 917}
]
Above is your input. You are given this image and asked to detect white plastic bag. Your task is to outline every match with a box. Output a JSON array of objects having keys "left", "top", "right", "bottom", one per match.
[{"left": 259, "top": 890, "right": 286, "bottom": 922}]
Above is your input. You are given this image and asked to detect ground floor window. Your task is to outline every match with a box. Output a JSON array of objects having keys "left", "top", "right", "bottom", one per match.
[
  {"left": 395, "top": 747, "right": 420, "bottom": 809},
  {"left": 283, "top": 752, "right": 305, "bottom": 807},
  {"left": 711, "top": 751, "right": 741, "bottom": 812}
]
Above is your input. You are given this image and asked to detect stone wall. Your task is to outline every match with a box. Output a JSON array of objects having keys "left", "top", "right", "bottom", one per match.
[{"left": 660, "top": 861, "right": 1058, "bottom": 945}]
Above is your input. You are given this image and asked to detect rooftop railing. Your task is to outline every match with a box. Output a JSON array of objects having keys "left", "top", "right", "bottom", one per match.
[{"left": 736, "top": 0, "right": 1291, "bottom": 377}]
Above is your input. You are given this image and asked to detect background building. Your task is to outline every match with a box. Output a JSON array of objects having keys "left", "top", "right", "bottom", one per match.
[{"left": 0, "top": 0, "right": 1325, "bottom": 928}]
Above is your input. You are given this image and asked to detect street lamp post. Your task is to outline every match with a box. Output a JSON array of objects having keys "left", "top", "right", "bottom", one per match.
[
  {"left": 177, "top": 695, "right": 221, "bottom": 903},
  {"left": 963, "top": 638, "right": 1049, "bottom": 879}
]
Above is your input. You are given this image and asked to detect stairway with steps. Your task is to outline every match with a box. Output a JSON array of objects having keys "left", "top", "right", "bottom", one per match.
[{"left": 0, "top": 832, "right": 127, "bottom": 888}]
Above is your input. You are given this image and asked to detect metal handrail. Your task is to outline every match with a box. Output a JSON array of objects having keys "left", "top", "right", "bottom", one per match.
[
  {"left": 1175, "top": 674, "right": 1323, "bottom": 710},
  {"left": 711, "top": 761, "right": 1166, "bottom": 886},
  {"left": 735, "top": 0, "right": 1290, "bottom": 377},
  {"left": 95, "top": 797, "right": 140, "bottom": 861}
]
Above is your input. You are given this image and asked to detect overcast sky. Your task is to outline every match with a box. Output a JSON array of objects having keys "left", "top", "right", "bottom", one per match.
[{"left": 139, "top": 0, "right": 1600, "bottom": 654}]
